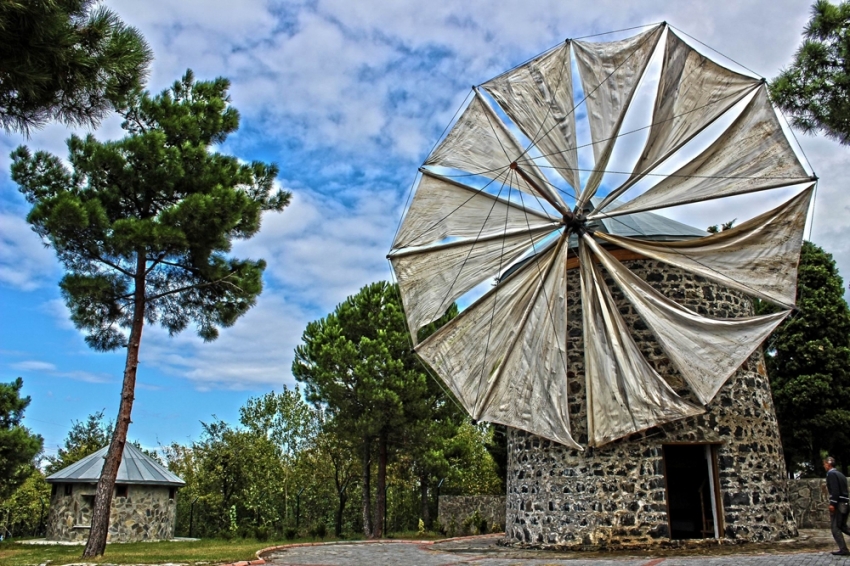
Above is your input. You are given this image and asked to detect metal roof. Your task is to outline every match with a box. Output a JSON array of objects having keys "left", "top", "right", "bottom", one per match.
[
  {"left": 590, "top": 198, "right": 707, "bottom": 240},
  {"left": 46, "top": 443, "right": 185, "bottom": 486}
]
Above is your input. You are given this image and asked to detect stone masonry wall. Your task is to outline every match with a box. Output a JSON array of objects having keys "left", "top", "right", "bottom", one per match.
[
  {"left": 46, "top": 483, "right": 177, "bottom": 542},
  {"left": 787, "top": 478, "right": 831, "bottom": 528},
  {"left": 438, "top": 496, "right": 506, "bottom": 533},
  {"left": 506, "top": 260, "right": 797, "bottom": 548}
]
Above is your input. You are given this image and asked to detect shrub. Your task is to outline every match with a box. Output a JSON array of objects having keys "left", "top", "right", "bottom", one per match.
[
  {"left": 310, "top": 521, "right": 327, "bottom": 540},
  {"left": 255, "top": 526, "right": 270, "bottom": 542},
  {"left": 284, "top": 527, "right": 298, "bottom": 540},
  {"left": 446, "top": 517, "right": 458, "bottom": 538},
  {"left": 461, "top": 515, "right": 475, "bottom": 536}
]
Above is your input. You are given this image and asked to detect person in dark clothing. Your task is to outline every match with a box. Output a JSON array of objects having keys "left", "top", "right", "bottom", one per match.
[{"left": 824, "top": 456, "right": 850, "bottom": 556}]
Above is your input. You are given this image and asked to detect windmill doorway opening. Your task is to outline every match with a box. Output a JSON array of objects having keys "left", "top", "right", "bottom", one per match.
[{"left": 663, "top": 444, "right": 722, "bottom": 540}]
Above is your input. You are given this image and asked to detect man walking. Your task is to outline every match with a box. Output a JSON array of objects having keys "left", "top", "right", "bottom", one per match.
[{"left": 825, "top": 456, "right": 850, "bottom": 556}]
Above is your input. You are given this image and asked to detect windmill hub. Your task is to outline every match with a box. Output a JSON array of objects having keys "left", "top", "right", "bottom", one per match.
[{"left": 564, "top": 211, "right": 589, "bottom": 235}]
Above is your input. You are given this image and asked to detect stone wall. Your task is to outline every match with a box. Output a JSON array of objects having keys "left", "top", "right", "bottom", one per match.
[
  {"left": 506, "top": 261, "right": 797, "bottom": 548},
  {"left": 438, "top": 496, "right": 506, "bottom": 533},
  {"left": 788, "top": 478, "right": 830, "bottom": 528},
  {"left": 46, "top": 482, "right": 177, "bottom": 542}
]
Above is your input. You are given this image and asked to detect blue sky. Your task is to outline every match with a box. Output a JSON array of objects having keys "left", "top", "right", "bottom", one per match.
[{"left": 2, "top": 0, "right": 848, "bottom": 461}]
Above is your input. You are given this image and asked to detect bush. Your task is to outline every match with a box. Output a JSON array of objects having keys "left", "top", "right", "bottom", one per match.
[
  {"left": 284, "top": 527, "right": 298, "bottom": 540},
  {"left": 310, "top": 521, "right": 327, "bottom": 540},
  {"left": 432, "top": 518, "right": 443, "bottom": 535},
  {"left": 255, "top": 526, "right": 270, "bottom": 542},
  {"left": 446, "top": 517, "right": 458, "bottom": 538}
]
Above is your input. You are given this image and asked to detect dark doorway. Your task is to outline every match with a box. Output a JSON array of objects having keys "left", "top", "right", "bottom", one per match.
[{"left": 663, "top": 444, "right": 720, "bottom": 539}]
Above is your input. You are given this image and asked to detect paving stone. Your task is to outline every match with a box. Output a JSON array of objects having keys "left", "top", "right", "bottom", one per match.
[{"left": 262, "top": 532, "right": 850, "bottom": 566}]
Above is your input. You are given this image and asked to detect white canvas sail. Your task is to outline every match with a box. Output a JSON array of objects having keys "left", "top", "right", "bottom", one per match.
[
  {"left": 574, "top": 25, "right": 663, "bottom": 198},
  {"left": 580, "top": 241, "right": 703, "bottom": 446},
  {"left": 584, "top": 236, "right": 790, "bottom": 404},
  {"left": 393, "top": 170, "right": 557, "bottom": 249},
  {"left": 600, "top": 87, "right": 812, "bottom": 217},
  {"left": 595, "top": 30, "right": 761, "bottom": 212},
  {"left": 425, "top": 93, "right": 565, "bottom": 211},
  {"left": 595, "top": 187, "right": 813, "bottom": 309},
  {"left": 482, "top": 42, "right": 580, "bottom": 194},
  {"left": 416, "top": 241, "right": 580, "bottom": 447}
]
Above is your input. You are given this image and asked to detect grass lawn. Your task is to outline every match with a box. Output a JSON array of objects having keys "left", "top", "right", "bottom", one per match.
[
  {"left": 0, "top": 537, "right": 320, "bottom": 566},
  {"left": 0, "top": 533, "right": 444, "bottom": 566}
]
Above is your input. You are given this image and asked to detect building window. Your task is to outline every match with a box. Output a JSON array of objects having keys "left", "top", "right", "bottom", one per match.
[
  {"left": 51, "top": 484, "right": 57, "bottom": 498},
  {"left": 64, "top": 484, "right": 73, "bottom": 496},
  {"left": 169, "top": 488, "right": 176, "bottom": 500},
  {"left": 115, "top": 484, "right": 129, "bottom": 498}
]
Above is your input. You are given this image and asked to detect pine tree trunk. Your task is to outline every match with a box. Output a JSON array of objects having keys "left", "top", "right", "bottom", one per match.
[
  {"left": 361, "top": 435, "right": 373, "bottom": 537},
  {"left": 420, "top": 474, "right": 430, "bottom": 528},
  {"left": 374, "top": 431, "right": 387, "bottom": 538},
  {"left": 83, "top": 254, "right": 146, "bottom": 557}
]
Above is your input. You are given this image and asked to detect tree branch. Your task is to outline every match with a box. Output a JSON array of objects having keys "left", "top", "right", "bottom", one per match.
[{"left": 143, "top": 272, "right": 244, "bottom": 302}]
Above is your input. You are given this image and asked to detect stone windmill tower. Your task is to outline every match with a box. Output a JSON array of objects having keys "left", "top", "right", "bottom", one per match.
[{"left": 388, "top": 23, "right": 813, "bottom": 547}]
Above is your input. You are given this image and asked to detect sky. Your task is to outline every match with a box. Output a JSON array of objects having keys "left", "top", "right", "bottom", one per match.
[{"left": 2, "top": 0, "right": 848, "bottom": 461}]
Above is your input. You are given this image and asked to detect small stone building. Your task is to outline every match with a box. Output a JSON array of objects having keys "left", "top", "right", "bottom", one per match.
[
  {"left": 505, "top": 212, "right": 797, "bottom": 548},
  {"left": 46, "top": 443, "right": 185, "bottom": 542}
]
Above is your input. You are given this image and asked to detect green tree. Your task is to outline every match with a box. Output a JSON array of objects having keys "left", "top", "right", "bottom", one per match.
[
  {"left": 760, "top": 241, "right": 850, "bottom": 474},
  {"left": 44, "top": 410, "right": 112, "bottom": 475},
  {"left": 0, "top": 471, "right": 51, "bottom": 538},
  {"left": 239, "top": 386, "right": 320, "bottom": 529},
  {"left": 239, "top": 385, "right": 319, "bottom": 461},
  {"left": 10, "top": 70, "right": 290, "bottom": 556},
  {"left": 0, "top": 378, "right": 43, "bottom": 499},
  {"left": 292, "top": 281, "right": 450, "bottom": 538},
  {"left": 0, "top": 0, "right": 152, "bottom": 134},
  {"left": 770, "top": 0, "right": 850, "bottom": 145},
  {"left": 191, "top": 419, "right": 287, "bottom": 536}
]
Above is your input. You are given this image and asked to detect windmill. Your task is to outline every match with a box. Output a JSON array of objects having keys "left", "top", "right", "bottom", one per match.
[{"left": 388, "top": 23, "right": 812, "bottom": 545}]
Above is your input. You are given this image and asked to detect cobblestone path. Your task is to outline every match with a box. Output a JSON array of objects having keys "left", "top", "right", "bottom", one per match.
[{"left": 263, "top": 540, "right": 850, "bottom": 566}]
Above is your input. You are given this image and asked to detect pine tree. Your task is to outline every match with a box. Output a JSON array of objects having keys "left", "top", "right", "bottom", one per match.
[
  {"left": 10, "top": 70, "right": 290, "bottom": 556},
  {"left": 292, "top": 282, "right": 456, "bottom": 538},
  {"left": 770, "top": 0, "right": 850, "bottom": 145},
  {"left": 0, "top": 0, "right": 152, "bottom": 134},
  {"left": 0, "top": 378, "right": 43, "bottom": 498}
]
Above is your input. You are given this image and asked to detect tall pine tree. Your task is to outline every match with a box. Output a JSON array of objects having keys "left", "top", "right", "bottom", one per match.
[
  {"left": 11, "top": 70, "right": 290, "bottom": 556},
  {"left": 0, "top": 0, "right": 152, "bottom": 134},
  {"left": 292, "top": 281, "right": 456, "bottom": 538}
]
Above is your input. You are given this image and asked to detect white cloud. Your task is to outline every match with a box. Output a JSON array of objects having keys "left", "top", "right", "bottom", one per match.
[
  {"left": 140, "top": 293, "right": 313, "bottom": 390},
  {"left": 12, "top": 360, "right": 57, "bottom": 372},
  {"left": 10, "top": 359, "right": 112, "bottom": 384},
  {"left": 0, "top": 213, "right": 59, "bottom": 290}
]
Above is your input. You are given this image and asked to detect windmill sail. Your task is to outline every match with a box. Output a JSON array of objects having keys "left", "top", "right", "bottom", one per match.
[
  {"left": 482, "top": 41, "right": 580, "bottom": 195},
  {"left": 415, "top": 240, "right": 580, "bottom": 448},
  {"left": 598, "top": 87, "right": 813, "bottom": 217},
  {"left": 391, "top": 24, "right": 813, "bottom": 449},
  {"left": 591, "top": 29, "right": 761, "bottom": 210},
  {"left": 594, "top": 187, "right": 813, "bottom": 309},
  {"left": 574, "top": 25, "right": 663, "bottom": 196},
  {"left": 580, "top": 241, "right": 703, "bottom": 446},
  {"left": 583, "top": 236, "right": 790, "bottom": 405},
  {"left": 393, "top": 171, "right": 557, "bottom": 249},
  {"left": 425, "top": 92, "right": 565, "bottom": 211}
]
